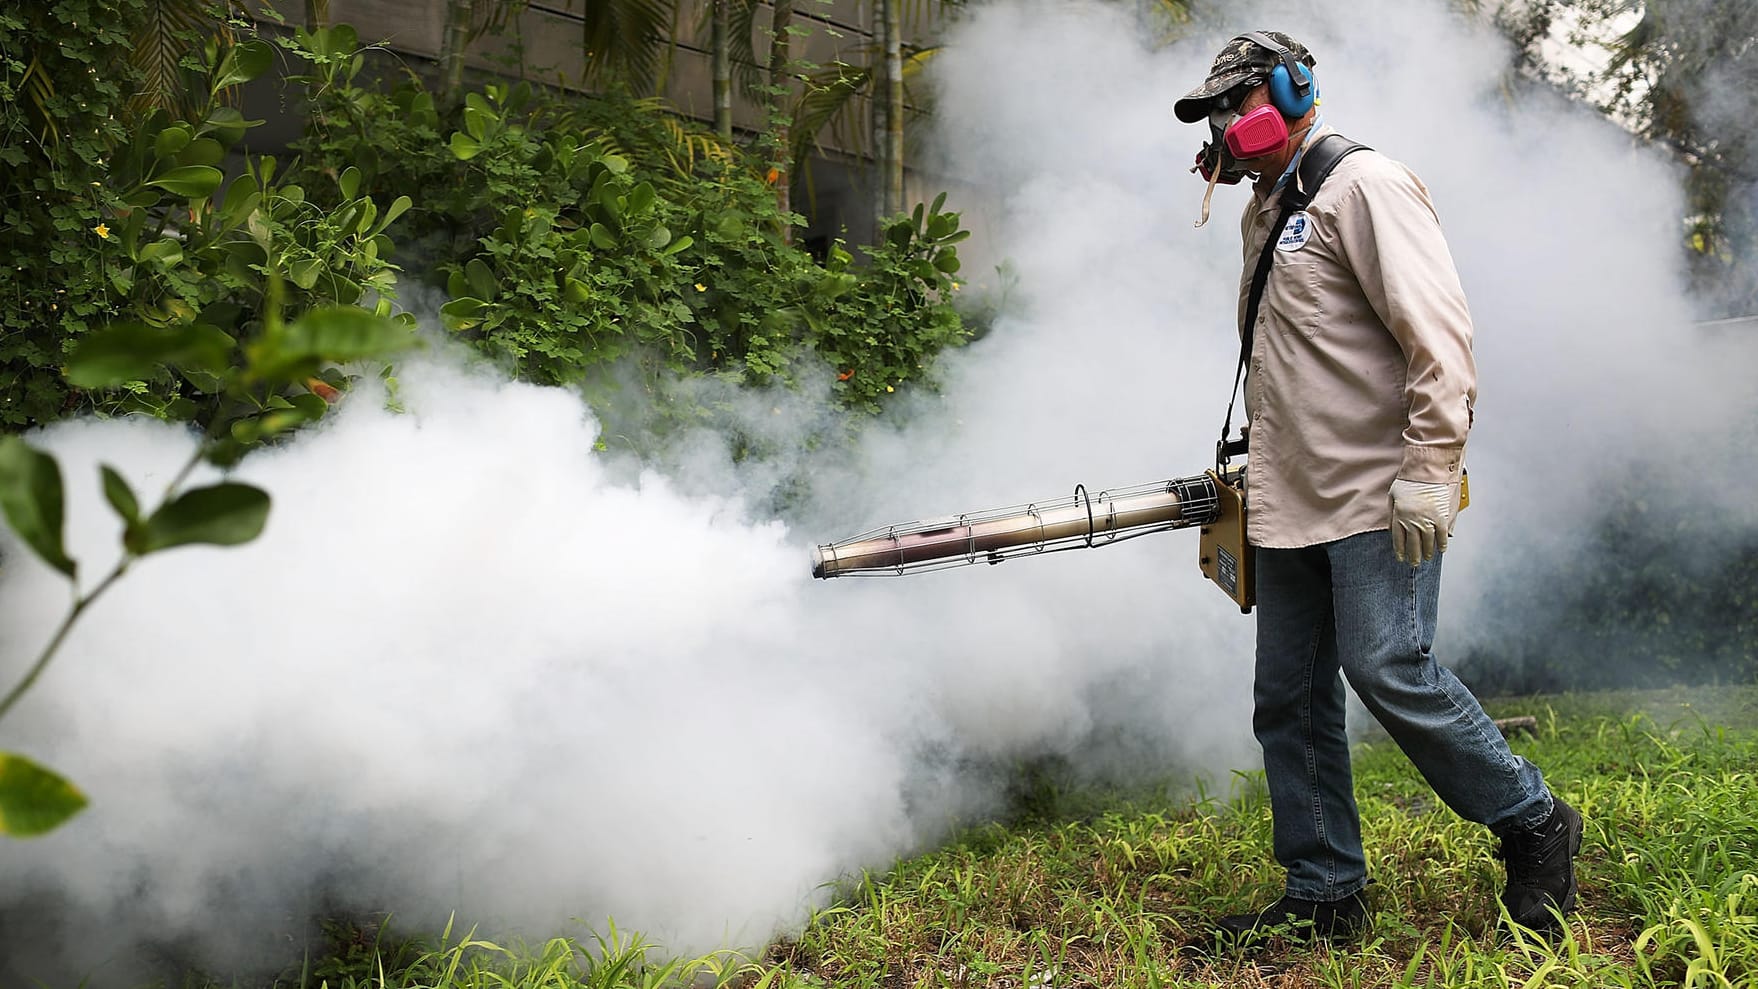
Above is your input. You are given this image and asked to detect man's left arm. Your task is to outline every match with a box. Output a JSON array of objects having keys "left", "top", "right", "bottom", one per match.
[{"left": 1333, "top": 164, "right": 1478, "bottom": 561}]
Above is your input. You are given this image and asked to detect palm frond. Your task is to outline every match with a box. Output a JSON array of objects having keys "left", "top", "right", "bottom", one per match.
[
  {"left": 791, "top": 60, "right": 874, "bottom": 165},
  {"left": 658, "top": 114, "right": 734, "bottom": 172},
  {"left": 17, "top": 56, "right": 60, "bottom": 149},
  {"left": 465, "top": 0, "right": 531, "bottom": 43},
  {"left": 787, "top": 41, "right": 939, "bottom": 172},
  {"left": 728, "top": 0, "right": 764, "bottom": 99},
  {"left": 130, "top": 0, "right": 221, "bottom": 116},
  {"left": 574, "top": 0, "right": 678, "bottom": 93}
]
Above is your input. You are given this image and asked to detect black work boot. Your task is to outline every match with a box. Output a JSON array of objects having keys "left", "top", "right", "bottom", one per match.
[
  {"left": 1213, "top": 890, "right": 1368, "bottom": 949},
  {"left": 1495, "top": 796, "right": 1584, "bottom": 933}
]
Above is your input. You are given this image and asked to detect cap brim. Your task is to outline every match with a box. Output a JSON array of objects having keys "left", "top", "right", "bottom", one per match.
[{"left": 1174, "top": 68, "right": 1260, "bottom": 123}]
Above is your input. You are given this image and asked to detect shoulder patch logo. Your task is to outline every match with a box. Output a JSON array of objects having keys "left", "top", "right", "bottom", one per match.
[{"left": 1276, "top": 211, "right": 1312, "bottom": 252}]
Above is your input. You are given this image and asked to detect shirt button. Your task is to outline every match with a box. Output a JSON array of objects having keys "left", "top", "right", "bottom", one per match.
[{"left": 1448, "top": 463, "right": 1458, "bottom": 472}]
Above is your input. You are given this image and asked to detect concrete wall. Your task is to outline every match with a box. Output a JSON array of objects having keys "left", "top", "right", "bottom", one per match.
[{"left": 259, "top": 1, "right": 951, "bottom": 245}]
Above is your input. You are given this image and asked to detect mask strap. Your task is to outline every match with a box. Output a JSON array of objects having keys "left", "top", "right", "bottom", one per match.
[{"left": 1269, "top": 116, "right": 1324, "bottom": 197}]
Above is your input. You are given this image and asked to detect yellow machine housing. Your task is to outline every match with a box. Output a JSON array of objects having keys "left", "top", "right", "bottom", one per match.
[{"left": 1197, "top": 468, "right": 1255, "bottom": 613}]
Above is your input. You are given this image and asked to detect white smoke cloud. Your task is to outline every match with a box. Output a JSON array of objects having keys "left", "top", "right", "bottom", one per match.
[{"left": 3, "top": 0, "right": 1755, "bottom": 982}]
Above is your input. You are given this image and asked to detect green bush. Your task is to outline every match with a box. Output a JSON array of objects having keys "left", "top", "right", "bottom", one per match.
[
  {"left": 289, "top": 26, "right": 971, "bottom": 414},
  {"left": 0, "top": 0, "right": 147, "bottom": 426},
  {"left": 1, "top": 9, "right": 409, "bottom": 434}
]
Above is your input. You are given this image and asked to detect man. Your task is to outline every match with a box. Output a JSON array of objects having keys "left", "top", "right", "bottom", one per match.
[{"left": 1172, "top": 31, "right": 1583, "bottom": 944}]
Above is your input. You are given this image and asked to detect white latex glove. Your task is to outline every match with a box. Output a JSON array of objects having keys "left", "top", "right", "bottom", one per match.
[{"left": 1388, "top": 478, "right": 1460, "bottom": 565}]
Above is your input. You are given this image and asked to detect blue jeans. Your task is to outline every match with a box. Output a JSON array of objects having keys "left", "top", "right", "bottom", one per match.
[{"left": 1253, "top": 530, "right": 1552, "bottom": 901}]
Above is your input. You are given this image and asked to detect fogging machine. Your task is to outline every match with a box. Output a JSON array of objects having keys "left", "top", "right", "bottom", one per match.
[{"left": 809, "top": 467, "right": 1259, "bottom": 612}]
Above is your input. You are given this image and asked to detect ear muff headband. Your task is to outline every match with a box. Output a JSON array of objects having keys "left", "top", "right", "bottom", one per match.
[{"left": 1237, "top": 32, "right": 1317, "bottom": 118}]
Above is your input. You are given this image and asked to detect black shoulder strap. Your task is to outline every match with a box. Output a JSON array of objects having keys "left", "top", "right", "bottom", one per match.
[{"left": 1216, "top": 134, "right": 1372, "bottom": 468}]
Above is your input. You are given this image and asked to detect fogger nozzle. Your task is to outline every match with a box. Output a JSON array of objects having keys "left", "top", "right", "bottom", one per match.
[{"left": 811, "top": 474, "right": 1220, "bottom": 578}]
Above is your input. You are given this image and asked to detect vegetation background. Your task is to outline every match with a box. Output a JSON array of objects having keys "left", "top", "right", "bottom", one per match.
[{"left": 0, "top": 0, "right": 1755, "bottom": 987}]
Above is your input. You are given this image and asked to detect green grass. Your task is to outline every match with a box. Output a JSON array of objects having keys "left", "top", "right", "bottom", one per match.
[{"left": 252, "top": 686, "right": 1758, "bottom": 988}]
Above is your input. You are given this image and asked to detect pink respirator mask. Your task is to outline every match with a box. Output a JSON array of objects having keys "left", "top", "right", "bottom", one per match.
[
  {"left": 1195, "top": 104, "right": 1289, "bottom": 186},
  {"left": 1222, "top": 104, "right": 1291, "bottom": 159}
]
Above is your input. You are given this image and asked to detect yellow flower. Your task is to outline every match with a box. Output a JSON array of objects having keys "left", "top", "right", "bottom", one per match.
[
  {"left": 694, "top": 283, "right": 707, "bottom": 292},
  {"left": 93, "top": 223, "right": 110, "bottom": 239},
  {"left": 886, "top": 385, "right": 895, "bottom": 393}
]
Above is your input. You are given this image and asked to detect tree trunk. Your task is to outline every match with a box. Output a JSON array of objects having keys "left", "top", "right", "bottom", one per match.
[
  {"left": 882, "top": 0, "right": 904, "bottom": 219},
  {"left": 711, "top": 0, "right": 732, "bottom": 139},
  {"left": 439, "top": 0, "right": 473, "bottom": 103},
  {"left": 769, "top": 0, "right": 794, "bottom": 243}
]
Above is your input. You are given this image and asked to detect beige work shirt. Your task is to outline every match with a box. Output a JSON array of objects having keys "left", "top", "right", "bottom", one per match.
[{"left": 1238, "top": 141, "right": 1476, "bottom": 549}]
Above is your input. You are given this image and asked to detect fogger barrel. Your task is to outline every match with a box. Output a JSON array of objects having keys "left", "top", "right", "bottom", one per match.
[{"left": 811, "top": 474, "right": 1221, "bottom": 578}]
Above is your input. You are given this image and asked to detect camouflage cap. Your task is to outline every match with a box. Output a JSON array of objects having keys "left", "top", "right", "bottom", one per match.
[{"left": 1174, "top": 31, "right": 1316, "bottom": 123}]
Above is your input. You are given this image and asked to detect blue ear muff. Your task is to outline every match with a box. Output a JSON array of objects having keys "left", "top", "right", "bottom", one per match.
[{"left": 1268, "top": 62, "right": 1316, "bottom": 117}]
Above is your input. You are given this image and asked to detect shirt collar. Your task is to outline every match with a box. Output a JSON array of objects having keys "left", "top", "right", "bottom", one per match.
[{"left": 1252, "top": 122, "right": 1337, "bottom": 216}]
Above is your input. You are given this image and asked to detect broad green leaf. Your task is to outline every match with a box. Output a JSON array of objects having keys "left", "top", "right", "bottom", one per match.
[
  {"left": 154, "top": 125, "right": 191, "bottom": 159},
  {"left": 328, "top": 274, "right": 363, "bottom": 306},
  {"left": 288, "top": 393, "right": 328, "bottom": 418},
  {"left": 449, "top": 133, "right": 481, "bottom": 161},
  {"left": 220, "top": 177, "right": 257, "bottom": 217},
  {"left": 589, "top": 223, "right": 616, "bottom": 250},
  {"left": 217, "top": 190, "right": 262, "bottom": 235},
  {"left": 338, "top": 165, "right": 360, "bottom": 200},
  {"left": 288, "top": 257, "right": 324, "bottom": 290},
  {"left": 440, "top": 297, "right": 488, "bottom": 331},
  {"left": 601, "top": 154, "right": 629, "bottom": 174},
  {"left": 251, "top": 307, "right": 415, "bottom": 382},
  {"left": 376, "top": 195, "right": 412, "bottom": 234},
  {"left": 201, "top": 106, "right": 262, "bottom": 143},
  {"left": 66, "top": 322, "right": 234, "bottom": 387},
  {"left": 99, "top": 464, "right": 141, "bottom": 526},
  {"left": 309, "top": 23, "right": 359, "bottom": 59},
  {"left": 462, "top": 105, "right": 490, "bottom": 141},
  {"left": 137, "top": 240, "right": 184, "bottom": 265},
  {"left": 465, "top": 259, "right": 497, "bottom": 301},
  {"left": 252, "top": 405, "right": 319, "bottom": 439},
  {"left": 213, "top": 39, "right": 273, "bottom": 90},
  {"left": 628, "top": 181, "right": 656, "bottom": 215},
  {"left": 134, "top": 483, "right": 270, "bottom": 554},
  {"left": 0, "top": 437, "right": 76, "bottom": 578},
  {"left": 643, "top": 225, "right": 672, "bottom": 251},
  {"left": 179, "top": 367, "right": 224, "bottom": 394},
  {"left": 353, "top": 199, "right": 378, "bottom": 236},
  {"left": 147, "top": 166, "right": 223, "bottom": 200},
  {"left": 563, "top": 279, "right": 590, "bottom": 303},
  {"left": 0, "top": 753, "right": 87, "bottom": 838},
  {"left": 661, "top": 234, "right": 694, "bottom": 256},
  {"left": 933, "top": 251, "right": 961, "bottom": 274},
  {"left": 176, "top": 138, "right": 225, "bottom": 168}
]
